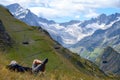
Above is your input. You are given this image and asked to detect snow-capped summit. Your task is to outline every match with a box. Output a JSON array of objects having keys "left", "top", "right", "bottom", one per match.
[
  {"left": 6, "top": 3, "right": 55, "bottom": 26},
  {"left": 6, "top": 3, "right": 29, "bottom": 19},
  {"left": 6, "top": 3, "right": 21, "bottom": 13},
  {"left": 6, "top": 3, "right": 39, "bottom": 26}
]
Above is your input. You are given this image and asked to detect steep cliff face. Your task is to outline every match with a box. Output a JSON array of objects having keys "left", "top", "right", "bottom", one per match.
[
  {"left": 99, "top": 46, "right": 120, "bottom": 76},
  {"left": 0, "top": 20, "right": 12, "bottom": 50}
]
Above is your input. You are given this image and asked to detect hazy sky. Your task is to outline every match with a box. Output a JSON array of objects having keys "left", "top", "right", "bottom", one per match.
[{"left": 0, "top": 0, "right": 120, "bottom": 22}]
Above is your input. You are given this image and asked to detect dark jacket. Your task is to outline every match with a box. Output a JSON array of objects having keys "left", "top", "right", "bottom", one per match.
[{"left": 6, "top": 64, "right": 32, "bottom": 73}]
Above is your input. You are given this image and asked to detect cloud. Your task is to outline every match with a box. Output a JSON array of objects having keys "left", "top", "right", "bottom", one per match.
[
  {"left": 0, "top": 0, "right": 120, "bottom": 22},
  {"left": 29, "top": 0, "right": 120, "bottom": 21},
  {"left": 84, "top": 9, "right": 99, "bottom": 18},
  {"left": 75, "top": 15, "right": 80, "bottom": 19}
]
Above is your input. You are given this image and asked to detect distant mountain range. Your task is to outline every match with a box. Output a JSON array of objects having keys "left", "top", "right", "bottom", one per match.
[
  {"left": 6, "top": 3, "right": 120, "bottom": 51},
  {"left": 6, "top": 3, "right": 120, "bottom": 48},
  {"left": 70, "top": 14, "right": 120, "bottom": 59},
  {"left": 5, "top": 3, "right": 120, "bottom": 76}
]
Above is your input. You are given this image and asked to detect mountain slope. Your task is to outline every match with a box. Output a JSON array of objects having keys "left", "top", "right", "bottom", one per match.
[
  {"left": 0, "top": 5, "right": 115, "bottom": 80},
  {"left": 99, "top": 47, "right": 120, "bottom": 76}
]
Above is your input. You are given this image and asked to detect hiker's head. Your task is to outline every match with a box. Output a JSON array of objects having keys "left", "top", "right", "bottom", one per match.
[
  {"left": 33, "top": 59, "right": 42, "bottom": 65},
  {"left": 9, "top": 60, "right": 17, "bottom": 66},
  {"left": 32, "top": 58, "right": 48, "bottom": 73}
]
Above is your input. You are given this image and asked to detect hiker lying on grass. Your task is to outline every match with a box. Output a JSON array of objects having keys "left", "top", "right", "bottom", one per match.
[{"left": 6, "top": 58, "right": 48, "bottom": 74}]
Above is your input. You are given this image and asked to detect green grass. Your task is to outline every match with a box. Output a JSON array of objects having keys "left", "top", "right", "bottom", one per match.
[
  {"left": 0, "top": 4, "right": 67, "bottom": 72},
  {"left": 88, "top": 48, "right": 103, "bottom": 62}
]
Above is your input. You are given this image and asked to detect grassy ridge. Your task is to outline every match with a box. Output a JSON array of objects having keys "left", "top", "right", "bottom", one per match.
[{"left": 0, "top": 5, "right": 115, "bottom": 80}]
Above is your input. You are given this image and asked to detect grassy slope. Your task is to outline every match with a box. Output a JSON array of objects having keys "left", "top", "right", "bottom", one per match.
[{"left": 0, "top": 6, "right": 115, "bottom": 80}]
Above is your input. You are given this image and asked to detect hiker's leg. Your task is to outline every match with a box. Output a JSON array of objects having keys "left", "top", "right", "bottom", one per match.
[{"left": 32, "top": 58, "right": 48, "bottom": 73}]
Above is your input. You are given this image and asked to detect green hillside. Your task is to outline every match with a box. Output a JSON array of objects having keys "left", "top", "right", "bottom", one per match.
[{"left": 0, "top": 5, "right": 116, "bottom": 80}]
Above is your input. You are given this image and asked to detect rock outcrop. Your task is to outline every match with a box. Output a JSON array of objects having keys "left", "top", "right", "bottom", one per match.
[{"left": 0, "top": 20, "right": 12, "bottom": 50}]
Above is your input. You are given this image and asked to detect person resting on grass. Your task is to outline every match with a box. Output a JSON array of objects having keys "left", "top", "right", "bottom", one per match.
[{"left": 6, "top": 58, "right": 48, "bottom": 74}]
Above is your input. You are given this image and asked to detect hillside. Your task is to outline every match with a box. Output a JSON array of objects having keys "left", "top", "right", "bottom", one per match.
[
  {"left": 98, "top": 47, "right": 120, "bottom": 76},
  {"left": 0, "top": 5, "right": 117, "bottom": 80}
]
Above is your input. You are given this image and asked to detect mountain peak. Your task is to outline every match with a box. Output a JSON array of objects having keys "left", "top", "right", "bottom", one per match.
[
  {"left": 60, "top": 20, "right": 81, "bottom": 26},
  {"left": 115, "top": 13, "right": 120, "bottom": 16},
  {"left": 7, "top": 3, "right": 21, "bottom": 9},
  {"left": 6, "top": 3, "right": 24, "bottom": 15},
  {"left": 98, "top": 13, "right": 107, "bottom": 18},
  {"left": 6, "top": 3, "right": 56, "bottom": 26}
]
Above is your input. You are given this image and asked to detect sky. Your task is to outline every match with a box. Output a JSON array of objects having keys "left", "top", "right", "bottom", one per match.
[{"left": 0, "top": 0, "right": 120, "bottom": 23}]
